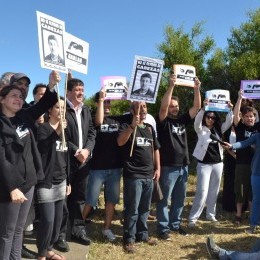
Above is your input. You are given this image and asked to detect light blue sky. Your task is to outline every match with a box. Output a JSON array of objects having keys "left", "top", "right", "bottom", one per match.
[{"left": 1, "top": 0, "right": 259, "bottom": 102}]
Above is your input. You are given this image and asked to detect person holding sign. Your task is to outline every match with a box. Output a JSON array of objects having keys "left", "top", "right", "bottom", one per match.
[
  {"left": 117, "top": 101, "right": 160, "bottom": 254},
  {"left": 0, "top": 73, "right": 59, "bottom": 260},
  {"left": 188, "top": 99, "right": 233, "bottom": 227},
  {"left": 131, "top": 73, "right": 154, "bottom": 98},
  {"left": 232, "top": 90, "right": 260, "bottom": 229},
  {"left": 156, "top": 73, "right": 201, "bottom": 240}
]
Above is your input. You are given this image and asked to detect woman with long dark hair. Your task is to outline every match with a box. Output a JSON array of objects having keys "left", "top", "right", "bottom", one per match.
[
  {"left": 188, "top": 100, "right": 233, "bottom": 227},
  {"left": 0, "top": 71, "right": 59, "bottom": 260}
]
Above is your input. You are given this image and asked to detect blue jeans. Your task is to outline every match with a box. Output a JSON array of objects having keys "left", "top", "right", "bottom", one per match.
[
  {"left": 250, "top": 175, "right": 260, "bottom": 227},
  {"left": 86, "top": 168, "right": 122, "bottom": 206},
  {"left": 123, "top": 178, "right": 153, "bottom": 243},
  {"left": 220, "top": 239, "right": 260, "bottom": 260},
  {"left": 157, "top": 166, "right": 188, "bottom": 233}
]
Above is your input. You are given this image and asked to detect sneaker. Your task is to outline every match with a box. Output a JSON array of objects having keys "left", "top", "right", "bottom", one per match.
[
  {"left": 137, "top": 237, "right": 158, "bottom": 246},
  {"left": 206, "top": 216, "right": 218, "bottom": 222},
  {"left": 246, "top": 225, "right": 257, "bottom": 234},
  {"left": 123, "top": 242, "right": 136, "bottom": 253},
  {"left": 188, "top": 222, "right": 196, "bottom": 228},
  {"left": 234, "top": 216, "right": 242, "bottom": 226},
  {"left": 102, "top": 229, "right": 116, "bottom": 242},
  {"left": 171, "top": 226, "right": 189, "bottom": 236},
  {"left": 206, "top": 236, "right": 220, "bottom": 259},
  {"left": 158, "top": 231, "right": 171, "bottom": 241}
]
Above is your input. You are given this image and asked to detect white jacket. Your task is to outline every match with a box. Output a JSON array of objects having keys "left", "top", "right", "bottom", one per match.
[{"left": 192, "top": 109, "right": 233, "bottom": 161}]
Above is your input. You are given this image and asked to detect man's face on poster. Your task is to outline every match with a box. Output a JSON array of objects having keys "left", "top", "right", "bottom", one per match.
[
  {"left": 49, "top": 39, "right": 59, "bottom": 58},
  {"left": 140, "top": 76, "right": 151, "bottom": 91}
]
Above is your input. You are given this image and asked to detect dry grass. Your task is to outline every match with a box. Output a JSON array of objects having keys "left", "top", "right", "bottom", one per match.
[
  {"left": 24, "top": 175, "right": 259, "bottom": 260},
  {"left": 85, "top": 175, "right": 259, "bottom": 260}
]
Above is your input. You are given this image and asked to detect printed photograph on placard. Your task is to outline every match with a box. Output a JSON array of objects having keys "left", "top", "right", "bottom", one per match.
[
  {"left": 173, "top": 64, "right": 196, "bottom": 87},
  {"left": 205, "top": 89, "right": 230, "bottom": 112},
  {"left": 64, "top": 32, "right": 89, "bottom": 74},
  {"left": 36, "top": 11, "right": 67, "bottom": 73},
  {"left": 127, "top": 56, "right": 164, "bottom": 103},
  {"left": 241, "top": 80, "right": 260, "bottom": 99},
  {"left": 101, "top": 76, "right": 127, "bottom": 100}
]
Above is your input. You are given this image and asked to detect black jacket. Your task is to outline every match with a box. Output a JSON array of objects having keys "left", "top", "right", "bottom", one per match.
[
  {"left": 0, "top": 87, "right": 58, "bottom": 202},
  {"left": 66, "top": 104, "right": 96, "bottom": 175}
]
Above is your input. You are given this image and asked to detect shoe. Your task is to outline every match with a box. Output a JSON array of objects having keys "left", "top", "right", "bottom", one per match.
[
  {"left": 71, "top": 233, "right": 91, "bottom": 245},
  {"left": 234, "top": 216, "right": 242, "bottom": 226},
  {"left": 123, "top": 242, "right": 136, "bottom": 253},
  {"left": 188, "top": 222, "right": 196, "bottom": 228},
  {"left": 206, "top": 236, "right": 220, "bottom": 259},
  {"left": 148, "top": 214, "right": 157, "bottom": 221},
  {"left": 141, "top": 238, "right": 158, "bottom": 246},
  {"left": 21, "top": 245, "right": 37, "bottom": 259},
  {"left": 171, "top": 226, "right": 189, "bottom": 236},
  {"left": 246, "top": 225, "right": 257, "bottom": 234},
  {"left": 207, "top": 216, "right": 218, "bottom": 222},
  {"left": 53, "top": 239, "right": 70, "bottom": 252},
  {"left": 102, "top": 229, "right": 116, "bottom": 242},
  {"left": 158, "top": 231, "right": 171, "bottom": 241}
]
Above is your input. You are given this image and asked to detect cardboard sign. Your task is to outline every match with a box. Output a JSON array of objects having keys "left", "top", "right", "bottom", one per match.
[
  {"left": 173, "top": 64, "right": 196, "bottom": 87},
  {"left": 205, "top": 89, "right": 230, "bottom": 112},
  {"left": 128, "top": 56, "right": 164, "bottom": 103},
  {"left": 36, "top": 11, "right": 67, "bottom": 73},
  {"left": 64, "top": 32, "right": 89, "bottom": 74},
  {"left": 241, "top": 80, "right": 260, "bottom": 99},
  {"left": 100, "top": 76, "right": 127, "bottom": 100}
]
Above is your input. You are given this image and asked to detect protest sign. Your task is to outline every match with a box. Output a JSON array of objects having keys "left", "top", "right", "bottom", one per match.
[
  {"left": 128, "top": 56, "right": 164, "bottom": 103},
  {"left": 173, "top": 64, "right": 196, "bottom": 87},
  {"left": 205, "top": 89, "right": 230, "bottom": 112},
  {"left": 36, "top": 11, "right": 67, "bottom": 73},
  {"left": 241, "top": 80, "right": 260, "bottom": 99},
  {"left": 64, "top": 32, "right": 89, "bottom": 74},
  {"left": 100, "top": 76, "right": 127, "bottom": 100}
]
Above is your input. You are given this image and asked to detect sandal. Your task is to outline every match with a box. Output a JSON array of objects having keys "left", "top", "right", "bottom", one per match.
[
  {"left": 234, "top": 216, "right": 242, "bottom": 225},
  {"left": 46, "top": 253, "right": 66, "bottom": 260}
]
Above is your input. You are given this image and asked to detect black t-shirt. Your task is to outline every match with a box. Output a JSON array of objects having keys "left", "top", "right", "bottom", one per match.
[
  {"left": 156, "top": 112, "right": 192, "bottom": 167},
  {"left": 119, "top": 123, "right": 160, "bottom": 179},
  {"left": 198, "top": 129, "right": 222, "bottom": 164},
  {"left": 234, "top": 121, "right": 260, "bottom": 164},
  {"left": 52, "top": 139, "right": 67, "bottom": 185},
  {"left": 90, "top": 114, "right": 130, "bottom": 170}
]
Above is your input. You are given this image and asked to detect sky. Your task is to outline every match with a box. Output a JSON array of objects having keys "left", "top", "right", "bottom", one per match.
[{"left": 1, "top": 0, "right": 260, "bottom": 102}]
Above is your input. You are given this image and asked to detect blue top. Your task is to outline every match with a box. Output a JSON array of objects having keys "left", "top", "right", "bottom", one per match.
[{"left": 232, "top": 133, "right": 260, "bottom": 176}]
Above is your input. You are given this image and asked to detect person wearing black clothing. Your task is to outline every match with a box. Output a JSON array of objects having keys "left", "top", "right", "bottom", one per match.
[
  {"left": 0, "top": 73, "right": 59, "bottom": 260},
  {"left": 36, "top": 99, "right": 70, "bottom": 260},
  {"left": 65, "top": 78, "right": 96, "bottom": 245},
  {"left": 118, "top": 101, "right": 160, "bottom": 254}
]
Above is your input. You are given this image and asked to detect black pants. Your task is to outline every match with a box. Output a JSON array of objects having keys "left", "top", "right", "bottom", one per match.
[{"left": 36, "top": 200, "right": 63, "bottom": 256}]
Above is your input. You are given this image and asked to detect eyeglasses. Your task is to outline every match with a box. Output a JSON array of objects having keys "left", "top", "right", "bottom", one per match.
[{"left": 206, "top": 115, "right": 216, "bottom": 120}]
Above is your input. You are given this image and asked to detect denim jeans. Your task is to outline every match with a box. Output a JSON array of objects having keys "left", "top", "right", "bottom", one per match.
[
  {"left": 123, "top": 178, "right": 153, "bottom": 243},
  {"left": 156, "top": 166, "right": 188, "bottom": 233},
  {"left": 220, "top": 239, "right": 260, "bottom": 260},
  {"left": 250, "top": 175, "right": 260, "bottom": 227}
]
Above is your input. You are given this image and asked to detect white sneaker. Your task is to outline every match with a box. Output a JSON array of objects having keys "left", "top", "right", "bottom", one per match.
[
  {"left": 102, "top": 229, "right": 116, "bottom": 242},
  {"left": 188, "top": 222, "right": 196, "bottom": 228},
  {"left": 207, "top": 216, "right": 218, "bottom": 222}
]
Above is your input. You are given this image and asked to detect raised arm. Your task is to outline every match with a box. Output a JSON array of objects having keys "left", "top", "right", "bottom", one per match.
[
  {"left": 95, "top": 89, "right": 106, "bottom": 126},
  {"left": 233, "top": 90, "right": 243, "bottom": 126},
  {"left": 189, "top": 77, "right": 201, "bottom": 119},
  {"left": 159, "top": 73, "right": 176, "bottom": 122}
]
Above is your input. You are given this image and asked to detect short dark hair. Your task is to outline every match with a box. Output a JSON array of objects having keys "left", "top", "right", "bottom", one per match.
[
  {"left": 140, "top": 73, "right": 152, "bottom": 82},
  {"left": 67, "top": 78, "right": 84, "bottom": 91},
  {"left": 48, "top": 34, "right": 58, "bottom": 43},
  {"left": 0, "top": 85, "right": 25, "bottom": 100},
  {"left": 241, "top": 106, "right": 257, "bottom": 117},
  {"left": 32, "top": 83, "right": 47, "bottom": 95},
  {"left": 171, "top": 96, "right": 179, "bottom": 103}
]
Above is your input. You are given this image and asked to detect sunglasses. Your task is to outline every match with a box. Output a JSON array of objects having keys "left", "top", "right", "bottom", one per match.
[{"left": 206, "top": 115, "right": 216, "bottom": 120}]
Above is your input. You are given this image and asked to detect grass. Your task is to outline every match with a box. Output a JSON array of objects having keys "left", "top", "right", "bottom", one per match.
[
  {"left": 84, "top": 174, "right": 259, "bottom": 260},
  {"left": 24, "top": 174, "right": 259, "bottom": 259}
]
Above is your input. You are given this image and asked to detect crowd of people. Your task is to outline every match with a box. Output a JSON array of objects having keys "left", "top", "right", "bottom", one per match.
[{"left": 0, "top": 71, "right": 259, "bottom": 260}]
